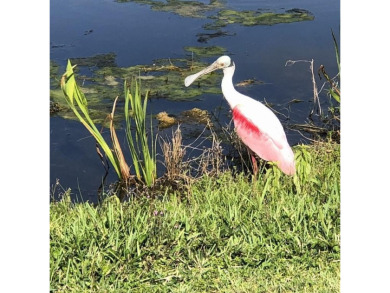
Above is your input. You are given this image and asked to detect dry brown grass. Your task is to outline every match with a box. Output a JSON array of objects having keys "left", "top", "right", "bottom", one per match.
[
  {"left": 161, "top": 126, "right": 186, "bottom": 181},
  {"left": 194, "top": 123, "right": 225, "bottom": 177},
  {"left": 158, "top": 123, "right": 227, "bottom": 196},
  {"left": 109, "top": 96, "right": 131, "bottom": 181}
]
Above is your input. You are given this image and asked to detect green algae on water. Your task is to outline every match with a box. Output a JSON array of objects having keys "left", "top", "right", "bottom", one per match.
[
  {"left": 204, "top": 8, "right": 314, "bottom": 30},
  {"left": 70, "top": 53, "right": 117, "bottom": 68},
  {"left": 116, "top": 0, "right": 224, "bottom": 18},
  {"left": 50, "top": 52, "right": 227, "bottom": 123},
  {"left": 184, "top": 46, "right": 227, "bottom": 57},
  {"left": 94, "top": 58, "right": 223, "bottom": 100}
]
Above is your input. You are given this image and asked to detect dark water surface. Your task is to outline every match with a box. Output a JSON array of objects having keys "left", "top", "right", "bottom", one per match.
[{"left": 50, "top": 0, "right": 340, "bottom": 202}]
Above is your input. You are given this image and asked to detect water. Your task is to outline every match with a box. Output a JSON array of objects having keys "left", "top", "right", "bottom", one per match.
[{"left": 50, "top": 0, "right": 340, "bottom": 201}]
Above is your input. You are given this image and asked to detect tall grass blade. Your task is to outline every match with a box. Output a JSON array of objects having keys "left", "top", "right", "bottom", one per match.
[
  {"left": 331, "top": 29, "right": 340, "bottom": 102},
  {"left": 331, "top": 29, "right": 340, "bottom": 75},
  {"left": 330, "top": 89, "right": 340, "bottom": 103}
]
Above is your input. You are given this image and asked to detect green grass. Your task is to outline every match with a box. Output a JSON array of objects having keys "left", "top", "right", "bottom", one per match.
[{"left": 50, "top": 142, "right": 340, "bottom": 292}]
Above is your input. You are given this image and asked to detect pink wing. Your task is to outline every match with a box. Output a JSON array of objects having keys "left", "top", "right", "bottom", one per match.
[{"left": 232, "top": 104, "right": 296, "bottom": 175}]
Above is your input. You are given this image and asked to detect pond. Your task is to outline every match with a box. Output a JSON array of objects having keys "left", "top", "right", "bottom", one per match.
[{"left": 50, "top": 0, "right": 340, "bottom": 202}]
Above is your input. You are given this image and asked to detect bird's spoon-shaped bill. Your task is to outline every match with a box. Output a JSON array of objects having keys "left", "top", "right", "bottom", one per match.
[{"left": 184, "top": 61, "right": 220, "bottom": 87}]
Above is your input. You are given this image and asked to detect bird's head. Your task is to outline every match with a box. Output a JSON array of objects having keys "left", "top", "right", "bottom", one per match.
[
  {"left": 215, "top": 55, "right": 232, "bottom": 68},
  {"left": 184, "top": 55, "right": 234, "bottom": 87}
]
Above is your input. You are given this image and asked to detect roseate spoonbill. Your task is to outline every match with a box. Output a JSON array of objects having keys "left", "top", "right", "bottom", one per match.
[{"left": 184, "top": 56, "right": 296, "bottom": 175}]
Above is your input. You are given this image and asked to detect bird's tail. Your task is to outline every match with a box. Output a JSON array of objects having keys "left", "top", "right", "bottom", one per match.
[{"left": 277, "top": 147, "right": 296, "bottom": 176}]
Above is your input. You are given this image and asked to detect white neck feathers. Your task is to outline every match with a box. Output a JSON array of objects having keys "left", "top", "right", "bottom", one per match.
[{"left": 221, "top": 64, "right": 249, "bottom": 109}]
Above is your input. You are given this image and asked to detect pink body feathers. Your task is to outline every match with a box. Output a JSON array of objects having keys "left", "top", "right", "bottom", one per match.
[{"left": 232, "top": 105, "right": 295, "bottom": 175}]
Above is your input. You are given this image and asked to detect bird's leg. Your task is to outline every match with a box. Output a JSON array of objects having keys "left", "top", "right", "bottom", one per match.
[
  {"left": 248, "top": 149, "right": 259, "bottom": 188},
  {"left": 248, "top": 149, "right": 258, "bottom": 178}
]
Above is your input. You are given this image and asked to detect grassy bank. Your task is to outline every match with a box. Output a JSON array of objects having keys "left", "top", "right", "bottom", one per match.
[{"left": 50, "top": 141, "right": 340, "bottom": 292}]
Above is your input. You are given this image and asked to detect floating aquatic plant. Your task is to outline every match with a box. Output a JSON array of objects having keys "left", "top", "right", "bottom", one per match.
[
  {"left": 51, "top": 54, "right": 225, "bottom": 124},
  {"left": 94, "top": 57, "right": 223, "bottom": 100},
  {"left": 70, "top": 53, "right": 117, "bottom": 68},
  {"left": 156, "top": 107, "right": 211, "bottom": 129},
  {"left": 203, "top": 8, "right": 314, "bottom": 30},
  {"left": 115, "top": 0, "right": 224, "bottom": 18},
  {"left": 235, "top": 78, "right": 264, "bottom": 87},
  {"left": 50, "top": 60, "right": 60, "bottom": 88},
  {"left": 184, "top": 46, "right": 227, "bottom": 57},
  {"left": 196, "top": 30, "right": 235, "bottom": 43}
]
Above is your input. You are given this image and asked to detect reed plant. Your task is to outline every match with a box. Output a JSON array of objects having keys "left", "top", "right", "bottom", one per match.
[
  {"left": 124, "top": 80, "right": 157, "bottom": 186},
  {"left": 329, "top": 29, "right": 340, "bottom": 102},
  {"left": 318, "top": 30, "right": 340, "bottom": 103},
  {"left": 61, "top": 60, "right": 156, "bottom": 186},
  {"left": 60, "top": 60, "right": 127, "bottom": 180}
]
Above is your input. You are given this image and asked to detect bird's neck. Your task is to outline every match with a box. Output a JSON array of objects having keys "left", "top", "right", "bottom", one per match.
[{"left": 221, "top": 67, "right": 246, "bottom": 109}]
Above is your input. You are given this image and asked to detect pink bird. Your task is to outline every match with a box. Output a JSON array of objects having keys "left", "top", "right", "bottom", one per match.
[{"left": 184, "top": 56, "right": 295, "bottom": 176}]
